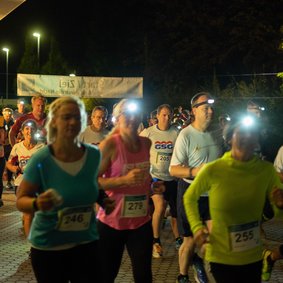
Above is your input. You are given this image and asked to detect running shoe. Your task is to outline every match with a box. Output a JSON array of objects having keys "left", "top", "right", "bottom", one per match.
[
  {"left": 152, "top": 243, "right": 163, "bottom": 258},
  {"left": 175, "top": 237, "right": 183, "bottom": 250},
  {"left": 262, "top": 249, "right": 274, "bottom": 281},
  {"left": 176, "top": 274, "right": 190, "bottom": 283},
  {"left": 192, "top": 253, "right": 208, "bottom": 283},
  {"left": 5, "top": 182, "right": 14, "bottom": 191}
]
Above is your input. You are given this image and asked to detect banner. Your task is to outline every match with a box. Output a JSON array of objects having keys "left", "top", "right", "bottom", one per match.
[
  {"left": 0, "top": 0, "right": 26, "bottom": 20},
  {"left": 17, "top": 74, "right": 143, "bottom": 98}
]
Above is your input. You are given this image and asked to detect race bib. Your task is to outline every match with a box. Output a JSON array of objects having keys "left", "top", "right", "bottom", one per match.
[
  {"left": 57, "top": 205, "right": 93, "bottom": 231},
  {"left": 229, "top": 221, "right": 260, "bottom": 252},
  {"left": 156, "top": 152, "right": 171, "bottom": 170},
  {"left": 121, "top": 195, "right": 148, "bottom": 218}
]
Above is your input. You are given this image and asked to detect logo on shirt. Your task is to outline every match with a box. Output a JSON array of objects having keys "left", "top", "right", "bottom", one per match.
[{"left": 154, "top": 141, "right": 173, "bottom": 150}]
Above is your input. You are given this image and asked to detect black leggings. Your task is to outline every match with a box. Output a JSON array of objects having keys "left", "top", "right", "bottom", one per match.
[
  {"left": 31, "top": 241, "right": 100, "bottom": 283},
  {"left": 206, "top": 260, "right": 262, "bottom": 283},
  {"left": 97, "top": 220, "right": 153, "bottom": 283}
]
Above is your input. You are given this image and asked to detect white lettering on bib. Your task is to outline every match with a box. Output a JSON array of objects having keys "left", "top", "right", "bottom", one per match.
[{"left": 229, "top": 221, "right": 260, "bottom": 252}]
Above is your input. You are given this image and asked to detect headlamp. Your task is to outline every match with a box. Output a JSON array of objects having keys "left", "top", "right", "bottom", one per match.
[
  {"left": 192, "top": 98, "right": 214, "bottom": 108},
  {"left": 241, "top": 116, "right": 254, "bottom": 127},
  {"left": 122, "top": 101, "right": 141, "bottom": 116},
  {"left": 127, "top": 102, "right": 137, "bottom": 112}
]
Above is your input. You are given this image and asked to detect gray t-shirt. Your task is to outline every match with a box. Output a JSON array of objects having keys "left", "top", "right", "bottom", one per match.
[
  {"left": 79, "top": 126, "right": 109, "bottom": 145},
  {"left": 170, "top": 124, "right": 224, "bottom": 184}
]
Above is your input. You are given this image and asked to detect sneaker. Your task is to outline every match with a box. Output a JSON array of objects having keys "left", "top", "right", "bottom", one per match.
[
  {"left": 262, "top": 249, "right": 274, "bottom": 281},
  {"left": 0, "top": 199, "right": 3, "bottom": 207},
  {"left": 175, "top": 237, "right": 183, "bottom": 250},
  {"left": 192, "top": 254, "right": 208, "bottom": 283},
  {"left": 5, "top": 182, "right": 14, "bottom": 190},
  {"left": 152, "top": 243, "right": 163, "bottom": 258},
  {"left": 176, "top": 274, "right": 190, "bottom": 283}
]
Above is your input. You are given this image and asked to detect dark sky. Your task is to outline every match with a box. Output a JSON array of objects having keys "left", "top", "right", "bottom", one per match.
[{"left": 0, "top": 0, "right": 92, "bottom": 74}]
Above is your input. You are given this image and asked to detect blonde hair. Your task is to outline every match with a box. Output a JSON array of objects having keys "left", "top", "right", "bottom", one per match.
[{"left": 45, "top": 96, "right": 87, "bottom": 143}]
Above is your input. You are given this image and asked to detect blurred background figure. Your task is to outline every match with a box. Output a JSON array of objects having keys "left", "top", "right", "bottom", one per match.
[
  {"left": 80, "top": 106, "right": 109, "bottom": 145},
  {"left": 6, "top": 119, "right": 44, "bottom": 236},
  {"left": 13, "top": 99, "right": 27, "bottom": 121},
  {"left": 247, "top": 100, "right": 265, "bottom": 118},
  {"left": 9, "top": 94, "right": 47, "bottom": 146},
  {"left": 147, "top": 109, "right": 158, "bottom": 127},
  {"left": 218, "top": 113, "right": 231, "bottom": 131},
  {"left": 0, "top": 120, "right": 6, "bottom": 207},
  {"left": 2, "top": 107, "right": 15, "bottom": 191}
]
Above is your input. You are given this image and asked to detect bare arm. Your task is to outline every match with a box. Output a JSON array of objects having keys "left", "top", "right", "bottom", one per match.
[
  {"left": 98, "top": 136, "right": 151, "bottom": 190},
  {"left": 278, "top": 172, "right": 283, "bottom": 183},
  {"left": 169, "top": 164, "right": 205, "bottom": 179},
  {"left": 17, "top": 179, "right": 61, "bottom": 213}
]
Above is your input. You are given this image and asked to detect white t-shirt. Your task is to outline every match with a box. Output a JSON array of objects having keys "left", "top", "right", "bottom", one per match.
[
  {"left": 140, "top": 125, "right": 179, "bottom": 181},
  {"left": 8, "top": 141, "right": 45, "bottom": 186},
  {"left": 274, "top": 146, "right": 283, "bottom": 173}
]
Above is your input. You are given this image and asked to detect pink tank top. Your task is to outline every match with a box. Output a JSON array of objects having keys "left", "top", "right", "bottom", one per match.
[{"left": 97, "top": 134, "right": 151, "bottom": 230}]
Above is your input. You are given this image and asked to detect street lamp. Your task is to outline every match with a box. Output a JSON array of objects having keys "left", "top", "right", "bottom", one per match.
[
  {"left": 2, "top": 47, "right": 9, "bottom": 100},
  {"left": 33, "top": 32, "right": 40, "bottom": 68}
]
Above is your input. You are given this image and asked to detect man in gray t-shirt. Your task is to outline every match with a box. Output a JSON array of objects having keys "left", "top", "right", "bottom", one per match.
[
  {"left": 80, "top": 106, "right": 109, "bottom": 145},
  {"left": 170, "top": 92, "right": 224, "bottom": 283}
]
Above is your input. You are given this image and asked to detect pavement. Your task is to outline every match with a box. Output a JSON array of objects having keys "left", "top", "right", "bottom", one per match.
[{"left": 1, "top": 190, "right": 283, "bottom": 283}]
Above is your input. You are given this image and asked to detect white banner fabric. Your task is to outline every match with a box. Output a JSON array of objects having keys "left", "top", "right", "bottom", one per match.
[{"left": 17, "top": 74, "right": 143, "bottom": 98}]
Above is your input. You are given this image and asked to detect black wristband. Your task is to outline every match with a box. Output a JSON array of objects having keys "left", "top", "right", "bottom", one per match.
[{"left": 32, "top": 198, "right": 39, "bottom": 211}]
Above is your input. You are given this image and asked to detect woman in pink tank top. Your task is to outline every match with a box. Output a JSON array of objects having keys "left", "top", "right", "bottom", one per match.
[{"left": 97, "top": 99, "right": 156, "bottom": 283}]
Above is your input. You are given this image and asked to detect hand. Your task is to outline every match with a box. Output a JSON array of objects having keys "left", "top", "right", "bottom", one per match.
[
  {"left": 272, "top": 187, "right": 283, "bottom": 209},
  {"left": 151, "top": 181, "right": 165, "bottom": 194},
  {"left": 193, "top": 227, "right": 210, "bottom": 251},
  {"left": 37, "top": 189, "right": 63, "bottom": 211},
  {"left": 125, "top": 168, "right": 147, "bottom": 185},
  {"left": 103, "top": 198, "right": 115, "bottom": 215}
]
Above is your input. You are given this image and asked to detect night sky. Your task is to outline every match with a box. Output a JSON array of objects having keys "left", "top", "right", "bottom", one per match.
[{"left": 1, "top": 0, "right": 283, "bottom": 108}]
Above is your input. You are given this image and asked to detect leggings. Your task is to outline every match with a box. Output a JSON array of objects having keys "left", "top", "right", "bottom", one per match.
[{"left": 97, "top": 220, "right": 153, "bottom": 283}]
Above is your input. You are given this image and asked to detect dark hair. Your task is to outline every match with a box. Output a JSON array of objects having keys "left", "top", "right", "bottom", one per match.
[
  {"left": 223, "top": 114, "right": 261, "bottom": 144},
  {"left": 91, "top": 106, "right": 108, "bottom": 118},
  {"left": 20, "top": 119, "right": 38, "bottom": 131},
  {"left": 156, "top": 104, "right": 173, "bottom": 115},
  {"left": 190, "top": 92, "right": 212, "bottom": 107}
]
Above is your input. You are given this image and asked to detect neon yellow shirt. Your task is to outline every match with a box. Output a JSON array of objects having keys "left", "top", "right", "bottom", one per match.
[{"left": 184, "top": 151, "right": 281, "bottom": 265}]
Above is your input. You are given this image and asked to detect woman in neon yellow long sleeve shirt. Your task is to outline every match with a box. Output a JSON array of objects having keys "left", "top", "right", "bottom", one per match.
[{"left": 183, "top": 115, "right": 283, "bottom": 283}]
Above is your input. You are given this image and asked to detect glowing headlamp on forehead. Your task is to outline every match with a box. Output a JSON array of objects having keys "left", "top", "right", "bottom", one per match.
[
  {"left": 127, "top": 102, "right": 138, "bottom": 112},
  {"left": 122, "top": 101, "right": 141, "bottom": 116},
  {"left": 192, "top": 98, "right": 215, "bottom": 108},
  {"left": 241, "top": 116, "right": 254, "bottom": 127}
]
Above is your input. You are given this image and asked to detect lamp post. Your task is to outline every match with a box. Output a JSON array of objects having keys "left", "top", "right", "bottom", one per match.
[
  {"left": 2, "top": 47, "right": 9, "bottom": 100},
  {"left": 33, "top": 32, "right": 40, "bottom": 68}
]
